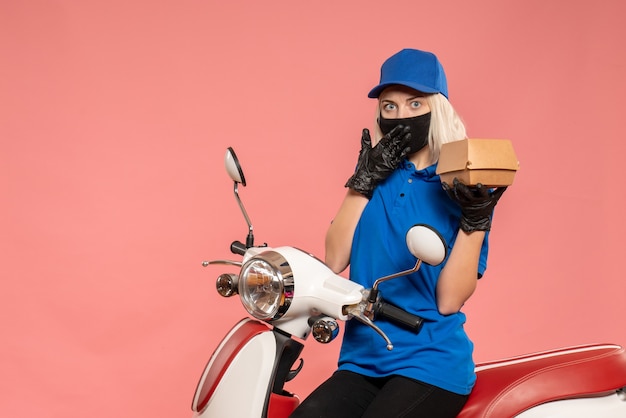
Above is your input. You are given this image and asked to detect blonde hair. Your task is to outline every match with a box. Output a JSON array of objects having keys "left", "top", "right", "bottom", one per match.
[
  {"left": 425, "top": 93, "right": 467, "bottom": 163},
  {"left": 373, "top": 93, "right": 467, "bottom": 164}
]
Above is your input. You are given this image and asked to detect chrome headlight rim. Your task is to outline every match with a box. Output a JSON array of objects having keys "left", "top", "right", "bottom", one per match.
[{"left": 238, "top": 250, "right": 294, "bottom": 321}]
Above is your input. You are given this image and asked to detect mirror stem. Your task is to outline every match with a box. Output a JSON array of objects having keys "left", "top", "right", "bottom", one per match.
[
  {"left": 233, "top": 182, "right": 254, "bottom": 247},
  {"left": 371, "top": 260, "right": 422, "bottom": 296},
  {"left": 365, "top": 260, "right": 422, "bottom": 317}
]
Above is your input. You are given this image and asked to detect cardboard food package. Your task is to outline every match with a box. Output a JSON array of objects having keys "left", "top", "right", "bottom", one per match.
[{"left": 436, "top": 139, "right": 519, "bottom": 187}]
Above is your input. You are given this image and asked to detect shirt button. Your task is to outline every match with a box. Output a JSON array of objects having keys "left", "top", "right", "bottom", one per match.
[{"left": 408, "top": 179, "right": 413, "bottom": 184}]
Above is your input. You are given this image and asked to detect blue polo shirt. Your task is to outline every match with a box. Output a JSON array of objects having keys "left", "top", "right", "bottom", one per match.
[{"left": 337, "top": 160, "right": 489, "bottom": 395}]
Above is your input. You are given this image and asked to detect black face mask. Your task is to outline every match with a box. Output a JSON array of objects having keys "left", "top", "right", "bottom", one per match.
[{"left": 378, "top": 112, "right": 431, "bottom": 154}]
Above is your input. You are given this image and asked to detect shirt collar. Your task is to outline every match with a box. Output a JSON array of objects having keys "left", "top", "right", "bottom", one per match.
[{"left": 400, "top": 159, "right": 439, "bottom": 180}]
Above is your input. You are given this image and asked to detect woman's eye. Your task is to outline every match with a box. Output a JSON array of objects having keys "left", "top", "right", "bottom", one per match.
[
  {"left": 410, "top": 101, "right": 422, "bottom": 109},
  {"left": 383, "top": 103, "right": 396, "bottom": 111}
]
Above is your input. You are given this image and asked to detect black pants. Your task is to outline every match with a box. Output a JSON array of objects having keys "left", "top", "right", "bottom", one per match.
[{"left": 289, "top": 370, "right": 468, "bottom": 418}]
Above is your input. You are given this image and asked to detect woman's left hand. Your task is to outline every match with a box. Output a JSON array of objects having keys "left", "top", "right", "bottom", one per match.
[{"left": 442, "top": 178, "right": 507, "bottom": 232}]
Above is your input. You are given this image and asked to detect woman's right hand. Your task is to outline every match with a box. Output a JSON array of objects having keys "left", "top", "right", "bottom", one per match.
[{"left": 344, "top": 126, "right": 412, "bottom": 199}]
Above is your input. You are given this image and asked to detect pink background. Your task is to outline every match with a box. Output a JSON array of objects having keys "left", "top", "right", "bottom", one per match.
[{"left": 2, "top": 1, "right": 625, "bottom": 416}]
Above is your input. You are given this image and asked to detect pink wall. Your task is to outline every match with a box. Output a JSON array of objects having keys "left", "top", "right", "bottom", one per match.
[{"left": 2, "top": 1, "right": 625, "bottom": 416}]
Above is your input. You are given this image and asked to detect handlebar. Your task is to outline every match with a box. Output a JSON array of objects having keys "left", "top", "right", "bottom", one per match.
[
  {"left": 230, "top": 240, "right": 247, "bottom": 255},
  {"left": 346, "top": 296, "right": 424, "bottom": 350},
  {"left": 374, "top": 299, "right": 424, "bottom": 333}
]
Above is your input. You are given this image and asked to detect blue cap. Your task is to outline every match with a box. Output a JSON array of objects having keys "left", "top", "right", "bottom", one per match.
[{"left": 368, "top": 49, "right": 449, "bottom": 99}]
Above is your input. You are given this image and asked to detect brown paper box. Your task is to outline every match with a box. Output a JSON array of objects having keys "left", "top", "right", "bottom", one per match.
[{"left": 436, "top": 139, "right": 520, "bottom": 187}]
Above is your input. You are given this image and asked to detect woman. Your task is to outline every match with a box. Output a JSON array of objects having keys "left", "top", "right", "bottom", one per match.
[{"left": 290, "top": 49, "right": 506, "bottom": 418}]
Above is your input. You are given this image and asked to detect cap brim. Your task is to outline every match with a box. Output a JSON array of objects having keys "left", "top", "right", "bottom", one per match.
[{"left": 367, "top": 81, "right": 441, "bottom": 98}]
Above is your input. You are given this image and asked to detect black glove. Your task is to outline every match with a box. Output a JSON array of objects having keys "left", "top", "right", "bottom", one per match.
[
  {"left": 345, "top": 126, "right": 412, "bottom": 199},
  {"left": 442, "top": 178, "right": 507, "bottom": 232}
]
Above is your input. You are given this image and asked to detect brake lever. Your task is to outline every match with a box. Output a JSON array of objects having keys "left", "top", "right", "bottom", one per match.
[
  {"left": 344, "top": 304, "right": 393, "bottom": 351},
  {"left": 202, "top": 260, "right": 243, "bottom": 267}
]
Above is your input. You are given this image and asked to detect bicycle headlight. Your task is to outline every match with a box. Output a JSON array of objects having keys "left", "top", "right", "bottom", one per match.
[{"left": 238, "top": 250, "right": 294, "bottom": 321}]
